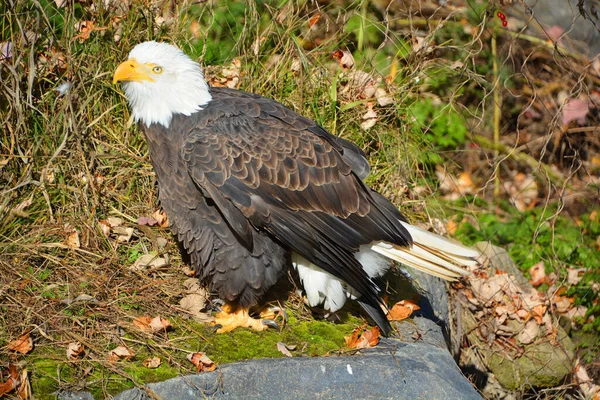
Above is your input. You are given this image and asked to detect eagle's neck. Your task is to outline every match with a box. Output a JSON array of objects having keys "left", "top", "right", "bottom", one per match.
[{"left": 123, "top": 72, "right": 212, "bottom": 129}]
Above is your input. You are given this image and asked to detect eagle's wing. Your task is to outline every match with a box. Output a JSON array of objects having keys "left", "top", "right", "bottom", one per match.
[{"left": 179, "top": 89, "right": 410, "bottom": 309}]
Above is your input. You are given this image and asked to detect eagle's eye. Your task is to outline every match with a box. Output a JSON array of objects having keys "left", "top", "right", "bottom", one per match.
[{"left": 152, "top": 66, "right": 163, "bottom": 74}]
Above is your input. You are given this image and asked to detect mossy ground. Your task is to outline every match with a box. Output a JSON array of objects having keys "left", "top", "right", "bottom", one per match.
[{"left": 24, "top": 313, "right": 363, "bottom": 398}]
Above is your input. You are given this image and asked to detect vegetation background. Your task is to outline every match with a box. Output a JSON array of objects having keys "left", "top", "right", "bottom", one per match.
[{"left": 0, "top": 0, "right": 598, "bottom": 398}]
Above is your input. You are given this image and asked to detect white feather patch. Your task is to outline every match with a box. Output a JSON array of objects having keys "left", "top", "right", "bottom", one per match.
[{"left": 292, "top": 253, "right": 347, "bottom": 312}]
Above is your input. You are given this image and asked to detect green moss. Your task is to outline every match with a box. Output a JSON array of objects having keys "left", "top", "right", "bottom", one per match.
[{"left": 21, "top": 315, "right": 364, "bottom": 398}]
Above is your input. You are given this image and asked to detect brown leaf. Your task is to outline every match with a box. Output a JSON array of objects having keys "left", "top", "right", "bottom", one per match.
[
  {"left": 149, "top": 316, "right": 171, "bottom": 333},
  {"left": 133, "top": 315, "right": 153, "bottom": 332},
  {"left": 130, "top": 253, "right": 168, "bottom": 271},
  {"left": 345, "top": 325, "right": 380, "bottom": 349},
  {"left": 107, "top": 346, "right": 135, "bottom": 361},
  {"left": 567, "top": 267, "right": 585, "bottom": 285},
  {"left": 517, "top": 319, "right": 540, "bottom": 345},
  {"left": 531, "top": 304, "right": 547, "bottom": 324},
  {"left": 360, "top": 102, "right": 377, "bottom": 130},
  {"left": 73, "top": 21, "right": 107, "bottom": 43},
  {"left": 16, "top": 369, "right": 30, "bottom": 400},
  {"left": 0, "top": 364, "right": 19, "bottom": 397},
  {"left": 66, "top": 342, "right": 84, "bottom": 361},
  {"left": 137, "top": 216, "right": 159, "bottom": 226},
  {"left": 106, "top": 217, "right": 123, "bottom": 227},
  {"left": 562, "top": 98, "right": 589, "bottom": 125},
  {"left": 574, "top": 358, "right": 600, "bottom": 398},
  {"left": 133, "top": 315, "right": 171, "bottom": 334},
  {"left": 276, "top": 342, "right": 295, "bottom": 357},
  {"left": 436, "top": 167, "right": 474, "bottom": 200},
  {"left": 375, "top": 88, "right": 394, "bottom": 106},
  {"left": 8, "top": 333, "right": 33, "bottom": 354},
  {"left": 528, "top": 261, "right": 546, "bottom": 286},
  {"left": 64, "top": 224, "right": 81, "bottom": 248},
  {"left": 152, "top": 209, "right": 169, "bottom": 228},
  {"left": 187, "top": 352, "right": 216, "bottom": 372},
  {"left": 552, "top": 295, "right": 573, "bottom": 313},
  {"left": 332, "top": 50, "right": 354, "bottom": 70},
  {"left": 387, "top": 299, "right": 421, "bottom": 321},
  {"left": 566, "top": 306, "right": 588, "bottom": 321},
  {"left": 98, "top": 220, "right": 111, "bottom": 236},
  {"left": 114, "top": 226, "right": 134, "bottom": 243},
  {"left": 143, "top": 357, "right": 162, "bottom": 369}
]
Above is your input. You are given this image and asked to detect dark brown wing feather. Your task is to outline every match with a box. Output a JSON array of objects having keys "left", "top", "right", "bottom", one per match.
[
  {"left": 179, "top": 87, "right": 411, "bottom": 313},
  {"left": 142, "top": 110, "right": 288, "bottom": 308}
]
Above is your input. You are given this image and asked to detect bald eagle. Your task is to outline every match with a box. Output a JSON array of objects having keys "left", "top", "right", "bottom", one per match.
[{"left": 113, "top": 41, "right": 478, "bottom": 335}]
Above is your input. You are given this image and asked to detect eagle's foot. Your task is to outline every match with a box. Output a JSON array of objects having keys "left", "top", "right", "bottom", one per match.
[
  {"left": 213, "top": 304, "right": 272, "bottom": 333},
  {"left": 258, "top": 306, "right": 288, "bottom": 325}
]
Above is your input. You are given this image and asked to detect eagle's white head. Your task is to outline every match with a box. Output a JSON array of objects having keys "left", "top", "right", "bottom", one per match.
[{"left": 113, "top": 41, "right": 212, "bottom": 128}]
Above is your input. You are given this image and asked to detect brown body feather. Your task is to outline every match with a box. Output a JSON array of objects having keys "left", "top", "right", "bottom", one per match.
[{"left": 142, "top": 87, "right": 413, "bottom": 334}]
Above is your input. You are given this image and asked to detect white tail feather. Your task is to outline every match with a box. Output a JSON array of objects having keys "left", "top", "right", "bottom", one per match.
[{"left": 371, "top": 221, "right": 479, "bottom": 281}]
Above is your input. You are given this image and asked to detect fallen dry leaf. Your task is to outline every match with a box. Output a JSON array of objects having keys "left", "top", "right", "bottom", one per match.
[
  {"left": 63, "top": 224, "right": 81, "bottom": 248},
  {"left": 0, "top": 42, "right": 12, "bottom": 62},
  {"left": 566, "top": 306, "right": 588, "bottom": 321},
  {"left": 361, "top": 102, "right": 377, "bottom": 130},
  {"left": 531, "top": 304, "right": 547, "bottom": 324},
  {"left": 137, "top": 216, "right": 159, "bottom": 226},
  {"left": 436, "top": 167, "right": 474, "bottom": 201},
  {"left": 528, "top": 261, "right": 546, "bottom": 286},
  {"left": 206, "top": 59, "right": 241, "bottom": 89},
  {"left": 187, "top": 352, "right": 216, "bottom": 372},
  {"left": 16, "top": 368, "right": 30, "bottom": 400},
  {"left": 8, "top": 333, "right": 33, "bottom": 354},
  {"left": 276, "top": 342, "right": 296, "bottom": 357},
  {"left": 114, "top": 226, "right": 134, "bottom": 243},
  {"left": 149, "top": 316, "right": 172, "bottom": 333},
  {"left": 133, "top": 315, "right": 153, "bottom": 331},
  {"left": 562, "top": 98, "right": 589, "bottom": 125},
  {"left": 133, "top": 315, "right": 171, "bottom": 333},
  {"left": 574, "top": 358, "right": 600, "bottom": 399},
  {"left": 567, "top": 267, "right": 585, "bottom": 285},
  {"left": 0, "top": 364, "right": 19, "bottom": 397},
  {"left": 375, "top": 87, "right": 394, "bottom": 106},
  {"left": 66, "top": 342, "right": 84, "bottom": 361},
  {"left": 387, "top": 299, "right": 421, "bottom": 321},
  {"left": 332, "top": 49, "right": 354, "bottom": 70},
  {"left": 552, "top": 295, "right": 572, "bottom": 313},
  {"left": 130, "top": 253, "right": 168, "bottom": 271},
  {"left": 143, "top": 356, "right": 162, "bottom": 369},
  {"left": 152, "top": 209, "right": 169, "bottom": 228},
  {"left": 106, "top": 216, "right": 123, "bottom": 227},
  {"left": 98, "top": 220, "right": 111, "bottom": 236},
  {"left": 73, "top": 20, "right": 107, "bottom": 43},
  {"left": 517, "top": 319, "right": 540, "bottom": 345},
  {"left": 107, "top": 346, "right": 135, "bottom": 362},
  {"left": 179, "top": 294, "right": 206, "bottom": 314},
  {"left": 345, "top": 325, "right": 380, "bottom": 349},
  {"left": 339, "top": 69, "right": 380, "bottom": 101}
]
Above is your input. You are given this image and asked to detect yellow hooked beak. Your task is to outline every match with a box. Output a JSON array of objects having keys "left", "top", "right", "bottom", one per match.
[{"left": 113, "top": 59, "right": 154, "bottom": 84}]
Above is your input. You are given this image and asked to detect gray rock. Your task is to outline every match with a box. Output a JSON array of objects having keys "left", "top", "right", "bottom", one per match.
[
  {"left": 114, "top": 339, "right": 480, "bottom": 400},
  {"left": 514, "top": 0, "right": 600, "bottom": 57}
]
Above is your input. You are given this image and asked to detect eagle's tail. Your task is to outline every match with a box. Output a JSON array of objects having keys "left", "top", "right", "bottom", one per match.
[{"left": 371, "top": 221, "right": 479, "bottom": 280}]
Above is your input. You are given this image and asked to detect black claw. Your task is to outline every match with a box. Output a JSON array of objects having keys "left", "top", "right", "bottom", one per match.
[
  {"left": 262, "top": 319, "right": 281, "bottom": 331},
  {"left": 206, "top": 299, "right": 224, "bottom": 312},
  {"left": 212, "top": 324, "right": 223, "bottom": 333},
  {"left": 268, "top": 306, "right": 289, "bottom": 324},
  {"left": 212, "top": 298, "right": 226, "bottom": 306}
]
